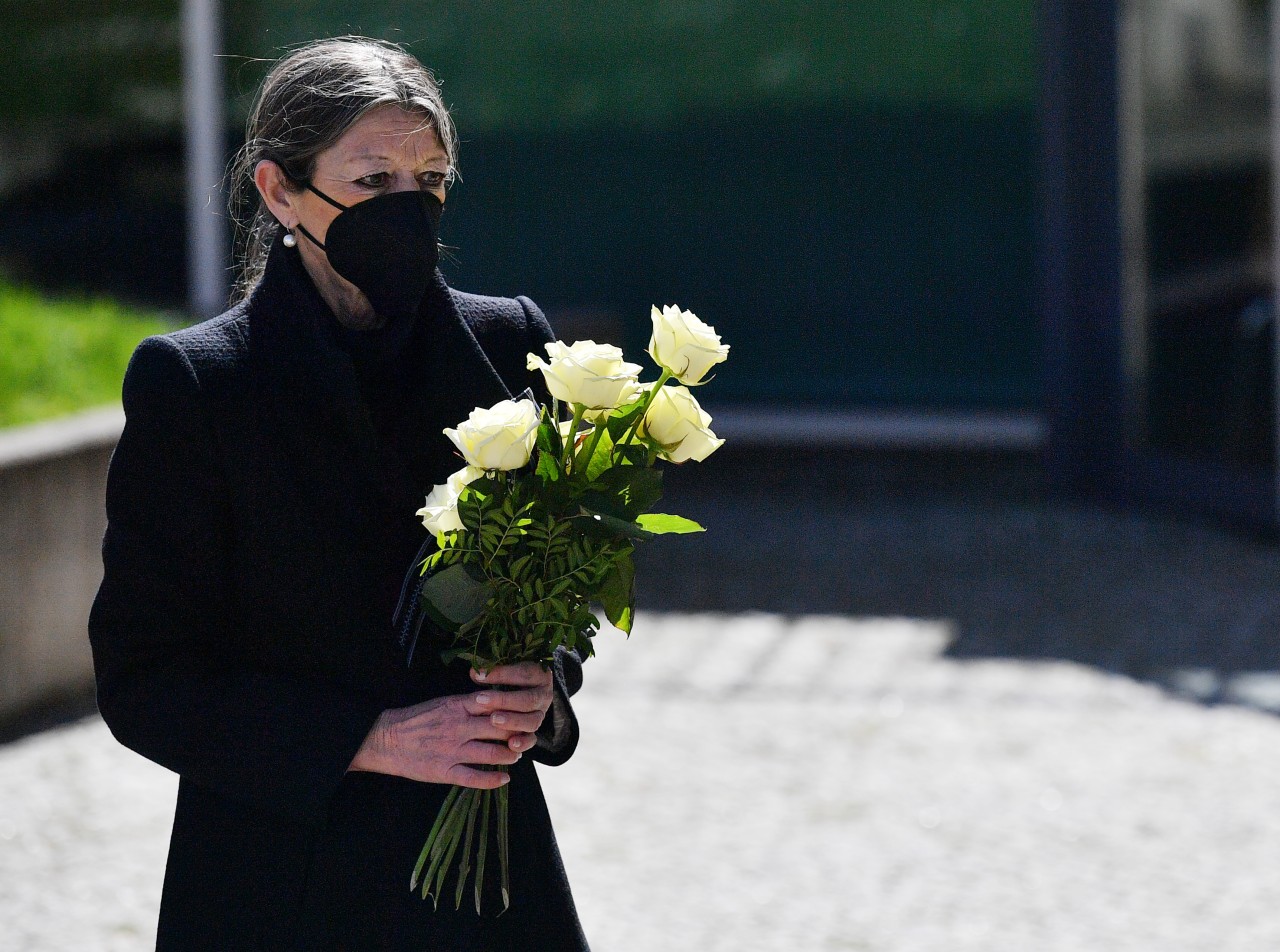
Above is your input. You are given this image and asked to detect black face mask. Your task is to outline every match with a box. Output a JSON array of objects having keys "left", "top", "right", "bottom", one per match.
[{"left": 294, "top": 184, "right": 443, "bottom": 320}]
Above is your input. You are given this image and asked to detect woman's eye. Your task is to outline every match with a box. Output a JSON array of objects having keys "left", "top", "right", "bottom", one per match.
[
  {"left": 356, "top": 173, "right": 389, "bottom": 188},
  {"left": 419, "top": 171, "right": 446, "bottom": 189}
]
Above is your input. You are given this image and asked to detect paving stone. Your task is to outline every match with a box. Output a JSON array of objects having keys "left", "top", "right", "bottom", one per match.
[{"left": 7, "top": 613, "right": 1280, "bottom": 951}]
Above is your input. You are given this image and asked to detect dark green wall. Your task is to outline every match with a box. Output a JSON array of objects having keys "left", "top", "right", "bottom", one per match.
[{"left": 437, "top": 106, "right": 1036, "bottom": 409}]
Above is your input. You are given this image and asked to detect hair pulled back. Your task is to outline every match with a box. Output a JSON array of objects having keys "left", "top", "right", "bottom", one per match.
[{"left": 227, "top": 36, "right": 457, "bottom": 303}]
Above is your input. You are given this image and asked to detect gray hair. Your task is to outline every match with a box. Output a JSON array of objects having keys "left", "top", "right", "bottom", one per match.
[{"left": 227, "top": 36, "right": 458, "bottom": 304}]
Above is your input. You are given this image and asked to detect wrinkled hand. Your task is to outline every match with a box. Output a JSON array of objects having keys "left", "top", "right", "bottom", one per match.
[{"left": 348, "top": 663, "right": 554, "bottom": 788}]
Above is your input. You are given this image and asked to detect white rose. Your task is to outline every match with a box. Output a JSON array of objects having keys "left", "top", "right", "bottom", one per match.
[
  {"left": 444, "top": 398, "right": 541, "bottom": 470},
  {"left": 647, "top": 305, "right": 729, "bottom": 385},
  {"left": 640, "top": 384, "right": 725, "bottom": 463},
  {"left": 416, "top": 465, "right": 484, "bottom": 535},
  {"left": 527, "top": 340, "right": 643, "bottom": 409}
]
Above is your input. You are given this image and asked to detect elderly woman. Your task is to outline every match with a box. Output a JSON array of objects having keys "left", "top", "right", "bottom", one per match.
[{"left": 89, "top": 38, "right": 589, "bottom": 951}]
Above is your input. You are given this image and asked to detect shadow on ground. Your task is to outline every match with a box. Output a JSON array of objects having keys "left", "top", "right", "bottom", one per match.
[
  {"left": 635, "top": 446, "right": 1280, "bottom": 706},
  {"left": 11, "top": 446, "right": 1277, "bottom": 744}
]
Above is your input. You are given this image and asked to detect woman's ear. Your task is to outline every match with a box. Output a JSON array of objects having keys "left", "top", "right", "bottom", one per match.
[{"left": 253, "top": 160, "right": 298, "bottom": 228}]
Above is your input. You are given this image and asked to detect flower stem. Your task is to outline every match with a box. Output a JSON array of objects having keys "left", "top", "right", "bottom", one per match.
[
  {"left": 411, "top": 783, "right": 462, "bottom": 891},
  {"left": 574, "top": 413, "right": 608, "bottom": 475},
  {"left": 454, "top": 782, "right": 484, "bottom": 909},
  {"left": 497, "top": 780, "right": 511, "bottom": 912},
  {"left": 615, "top": 369, "right": 672, "bottom": 460},
  {"left": 475, "top": 787, "right": 492, "bottom": 914},
  {"left": 564, "top": 404, "right": 586, "bottom": 475}
]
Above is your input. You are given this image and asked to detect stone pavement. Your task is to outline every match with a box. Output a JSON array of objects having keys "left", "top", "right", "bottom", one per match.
[
  {"left": 7, "top": 611, "right": 1280, "bottom": 951},
  {"left": 8, "top": 450, "right": 1280, "bottom": 950}
]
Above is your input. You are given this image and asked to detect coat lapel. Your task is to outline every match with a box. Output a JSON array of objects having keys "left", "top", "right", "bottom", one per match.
[
  {"left": 244, "top": 238, "right": 382, "bottom": 552},
  {"left": 414, "top": 270, "right": 515, "bottom": 436},
  {"left": 241, "top": 238, "right": 515, "bottom": 561}
]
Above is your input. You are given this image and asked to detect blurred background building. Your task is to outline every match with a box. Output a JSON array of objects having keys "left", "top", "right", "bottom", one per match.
[
  {"left": 2, "top": 0, "right": 1278, "bottom": 526},
  {"left": 1044, "top": 0, "right": 1278, "bottom": 525}
]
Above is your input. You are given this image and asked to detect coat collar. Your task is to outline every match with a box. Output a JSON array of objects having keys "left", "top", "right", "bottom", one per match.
[
  {"left": 241, "top": 234, "right": 514, "bottom": 540},
  {"left": 245, "top": 234, "right": 512, "bottom": 405}
]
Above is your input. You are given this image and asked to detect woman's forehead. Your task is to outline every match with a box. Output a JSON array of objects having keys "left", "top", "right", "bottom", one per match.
[{"left": 327, "top": 106, "right": 446, "bottom": 167}]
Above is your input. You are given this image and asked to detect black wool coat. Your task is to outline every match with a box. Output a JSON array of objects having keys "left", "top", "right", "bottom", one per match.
[{"left": 89, "top": 237, "right": 591, "bottom": 951}]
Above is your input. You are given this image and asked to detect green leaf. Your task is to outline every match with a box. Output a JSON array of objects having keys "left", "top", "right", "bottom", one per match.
[
  {"left": 597, "top": 550, "right": 635, "bottom": 633},
  {"left": 578, "top": 466, "right": 663, "bottom": 523},
  {"left": 419, "top": 562, "right": 494, "bottom": 633},
  {"left": 537, "top": 412, "right": 563, "bottom": 457},
  {"left": 604, "top": 397, "right": 646, "bottom": 440},
  {"left": 635, "top": 513, "right": 705, "bottom": 535},
  {"left": 509, "top": 554, "right": 533, "bottom": 581},
  {"left": 460, "top": 478, "right": 497, "bottom": 504},
  {"left": 440, "top": 647, "right": 483, "bottom": 666},
  {"left": 458, "top": 495, "right": 486, "bottom": 532},
  {"left": 421, "top": 549, "right": 445, "bottom": 575},
  {"left": 536, "top": 446, "right": 560, "bottom": 484},
  {"left": 614, "top": 442, "right": 653, "bottom": 467},
  {"left": 605, "top": 465, "right": 664, "bottom": 515},
  {"left": 577, "top": 508, "right": 654, "bottom": 541},
  {"left": 583, "top": 425, "right": 618, "bottom": 482}
]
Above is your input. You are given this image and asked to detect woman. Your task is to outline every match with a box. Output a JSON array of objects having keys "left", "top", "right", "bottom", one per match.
[{"left": 89, "top": 37, "right": 589, "bottom": 951}]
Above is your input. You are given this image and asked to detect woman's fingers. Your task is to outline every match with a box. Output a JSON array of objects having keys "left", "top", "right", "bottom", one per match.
[
  {"left": 467, "top": 718, "right": 539, "bottom": 754},
  {"left": 445, "top": 764, "right": 512, "bottom": 789},
  {"left": 400, "top": 696, "right": 538, "bottom": 742},
  {"left": 465, "top": 688, "right": 551, "bottom": 717},
  {"left": 486, "top": 709, "right": 545, "bottom": 733},
  {"left": 468, "top": 666, "right": 554, "bottom": 734},
  {"left": 371, "top": 688, "right": 547, "bottom": 786},
  {"left": 472, "top": 662, "right": 552, "bottom": 689},
  {"left": 458, "top": 738, "right": 523, "bottom": 765}
]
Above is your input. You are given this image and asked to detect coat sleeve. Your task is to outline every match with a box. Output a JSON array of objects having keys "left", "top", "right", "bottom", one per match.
[
  {"left": 89, "top": 335, "right": 387, "bottom": 823},
  {"left": 514, "top": 295, "right": 587, "bottom": 767}
]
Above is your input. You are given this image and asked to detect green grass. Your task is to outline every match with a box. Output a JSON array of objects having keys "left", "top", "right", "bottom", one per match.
[{"left": 0, "top": 284, "right": 174, "bottom": 428}]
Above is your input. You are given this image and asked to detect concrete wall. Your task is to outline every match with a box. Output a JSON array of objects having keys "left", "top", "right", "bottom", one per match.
[{"left": 0, "top": 408, "right": 122, "bottom": 718}]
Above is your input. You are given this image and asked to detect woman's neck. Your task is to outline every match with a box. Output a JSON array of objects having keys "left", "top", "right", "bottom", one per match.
[{"left": 296, "top": 241, "right": 385, "bottom": 330}]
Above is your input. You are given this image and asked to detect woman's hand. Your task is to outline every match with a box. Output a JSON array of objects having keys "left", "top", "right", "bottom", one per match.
[{"left": 348, "top": 663, "right": 554, "bottom": 788}]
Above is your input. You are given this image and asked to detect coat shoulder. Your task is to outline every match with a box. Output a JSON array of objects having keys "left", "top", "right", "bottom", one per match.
[
  {"left": 448, "top": 288, "right": 556, "bottom": 398},
  {"left": 135, "top": 302, "right": 251, "bottom": 397},
  {"left": 162, "top": 302, "right": 251, "bottom": 364},
  {"left": 449, "top": 288, "right": 547, "bottom": 339}
]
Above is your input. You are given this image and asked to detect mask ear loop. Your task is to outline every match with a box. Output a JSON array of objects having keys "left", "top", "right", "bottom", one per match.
[
  {"left": 294, "top": 223, "right": 326, "bottom": 251},
  {"left": 293, "top": 183, "right": 349, "bottom": 251}
]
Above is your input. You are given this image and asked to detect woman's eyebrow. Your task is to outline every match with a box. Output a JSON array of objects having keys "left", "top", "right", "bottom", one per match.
[{"left": 343, "top": 149, "right": 448, "bottom": 166}]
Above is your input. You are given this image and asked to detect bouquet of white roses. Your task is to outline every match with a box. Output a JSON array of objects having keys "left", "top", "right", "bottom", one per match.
[{"left": 407, "top": 304, "right": 729, "bottom": 913}]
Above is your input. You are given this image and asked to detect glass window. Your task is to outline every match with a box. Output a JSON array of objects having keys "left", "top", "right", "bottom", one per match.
[{"left": 1123, "top": 0, "right": 1274, "bottom": 469}]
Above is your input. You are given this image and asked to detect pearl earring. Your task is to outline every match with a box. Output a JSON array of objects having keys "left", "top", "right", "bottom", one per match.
[{"left": 282, "top": 231, "right": 297, "bottom": 249}]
